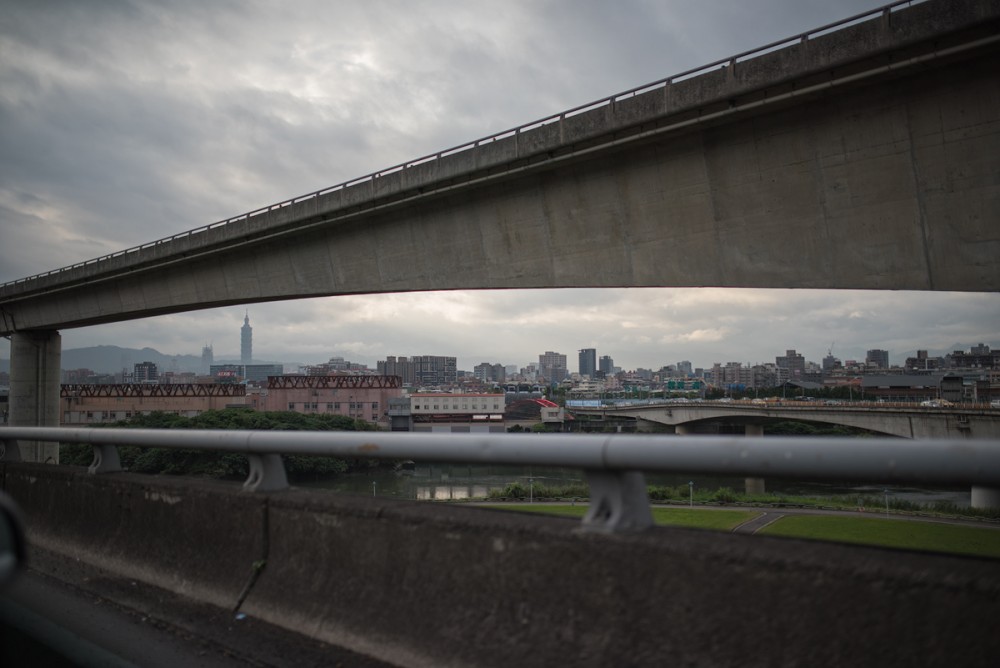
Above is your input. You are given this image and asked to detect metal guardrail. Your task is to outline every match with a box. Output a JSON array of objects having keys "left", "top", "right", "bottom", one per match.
[
  {"left": 0, "top": 0, "right": 930, "bottom": 292},
  {"left": 2, "top": 426, "right": 996, "bottom": 532},
  {"left": 569, "top": 399, "right": 1000, "bottom": 411}
]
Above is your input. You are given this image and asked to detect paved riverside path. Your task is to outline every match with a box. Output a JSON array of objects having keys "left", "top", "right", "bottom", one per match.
[
  {"left": 0, "top": 548, "right": 395, "bottom": 668},
  {"left": 730, "top": 512, "right": 785, "bottom": 535}
]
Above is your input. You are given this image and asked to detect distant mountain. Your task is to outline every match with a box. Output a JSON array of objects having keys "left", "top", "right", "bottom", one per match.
[
  {"left": 57, "top": 346, "right": 288, "bottom": 374},
  {"left": 0, "top": 346, "right": 299, "bottom": 376},
  {"left": 62, "top": 346, "right": 205, "bottom": 374}
]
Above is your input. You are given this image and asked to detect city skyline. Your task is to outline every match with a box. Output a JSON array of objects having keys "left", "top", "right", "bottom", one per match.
[
  {"left": 2, "top": 1, "right": 998, "bottom": 372},
  {"left": 6, "top": 307, "right": 993, "bottom": 378}
]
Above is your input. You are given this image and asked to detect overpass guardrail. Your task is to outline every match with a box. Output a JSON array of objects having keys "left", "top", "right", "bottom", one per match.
[
  {"left": 2, "top": 426, "right": 997, "bottom": 532},
  {"left": 0, "top": 0, "right": 936, "bottom": 292}
]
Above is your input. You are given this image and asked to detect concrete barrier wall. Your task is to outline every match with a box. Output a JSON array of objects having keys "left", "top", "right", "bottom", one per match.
[
  {"left": 4, "top": 462, "right": 999, "bottom": 667},
  {"left": 3, "top": 463, "right": 264, "bottom": 610}
]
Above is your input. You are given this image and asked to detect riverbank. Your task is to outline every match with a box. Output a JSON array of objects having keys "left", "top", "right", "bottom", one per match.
[{"left": 481, "top": 503, "right": 1000, "bottom": 559}]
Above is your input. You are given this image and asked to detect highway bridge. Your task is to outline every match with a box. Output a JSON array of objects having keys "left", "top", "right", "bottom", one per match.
[{"left": 568, "top": 400, "right": 1000, "bottom": 438}]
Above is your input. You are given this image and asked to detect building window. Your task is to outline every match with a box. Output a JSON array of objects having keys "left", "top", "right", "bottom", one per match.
[
  {"left": 288, "top": 403, "right": 295, "bottom": 410},
  {"left": 372, "top": 402, "right": 379, "bottom": 414},
  {"left": 326, "top": 403, "right": 334, "bottom": 411}
]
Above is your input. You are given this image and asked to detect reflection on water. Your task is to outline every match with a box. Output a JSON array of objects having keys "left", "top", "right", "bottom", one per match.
[
  {"left": 418, "top": 485, "right": 494, "bottom": 501},
  {"left": 298, "top": 464, "right": 586, "bottom": 501},
  {"left": 295, "top": 463, "right": 970, "bottom": 507}
]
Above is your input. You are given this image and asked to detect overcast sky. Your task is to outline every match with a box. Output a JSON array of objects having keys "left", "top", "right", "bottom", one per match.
[{"left": 1, "top": 0, "right": 997, "bottom": 372}]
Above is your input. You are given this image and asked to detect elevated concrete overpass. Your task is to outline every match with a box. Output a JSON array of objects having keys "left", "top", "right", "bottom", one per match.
[{"left": 569, "top": 401, "right": 1000, "bottom": 439}]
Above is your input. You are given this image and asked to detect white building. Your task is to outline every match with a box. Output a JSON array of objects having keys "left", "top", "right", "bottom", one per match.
[{"left": 409, "top": 393, "right": 506, "bottom": 432}]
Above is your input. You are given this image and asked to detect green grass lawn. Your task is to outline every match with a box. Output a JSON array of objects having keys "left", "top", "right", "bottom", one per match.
[
  {"left": 759, "top": 514, "right": 1000, "bottom": 559},
  {"left": 484, "top": 504, "right": 1000, "bottom": 559},
  {"left": 489, "top": 504, "right": 759, "bottom": 531}
]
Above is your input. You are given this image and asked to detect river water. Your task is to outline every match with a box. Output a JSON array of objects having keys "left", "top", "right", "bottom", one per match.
[{"left": 297, "top": 463, "right": 972, "bottom": 507}]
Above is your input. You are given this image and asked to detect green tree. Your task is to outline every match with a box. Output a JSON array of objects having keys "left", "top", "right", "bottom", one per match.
[{"left": 60, "top": 409, "right": 380, "bottom": 480}]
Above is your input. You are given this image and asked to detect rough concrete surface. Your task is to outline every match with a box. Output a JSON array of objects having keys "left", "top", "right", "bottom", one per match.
[
  {"left": 4, "top": 463, "right": 1000, "bottom": 667},
  {"left": 2, "top": 548, "right": 395, "bottom": 667}
]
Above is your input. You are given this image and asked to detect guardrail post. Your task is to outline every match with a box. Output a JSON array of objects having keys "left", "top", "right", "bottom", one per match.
[
  {"left": 88, "top": 444, "right": 122, "bottom": 474},
  {"left": 0, "top": 439, "right": 21, "bottom": 462},
  {"left": 244, "top": 454, "right": 288, "bottom": 492},
  {"left": 581, "top": 470, "right": 653, "bottom": 533}
]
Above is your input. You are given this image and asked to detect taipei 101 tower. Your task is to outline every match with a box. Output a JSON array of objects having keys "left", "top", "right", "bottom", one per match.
[{"left": 241, "top": 311, "right": 252, "bottom": 365}]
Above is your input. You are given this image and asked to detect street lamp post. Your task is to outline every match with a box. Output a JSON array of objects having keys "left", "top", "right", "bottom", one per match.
[
  {"left": 689, "top": 481, "right": 694, "bottom": 508},
  {"left": 883, "top": 488, "right": 890, "bottom": 518}
]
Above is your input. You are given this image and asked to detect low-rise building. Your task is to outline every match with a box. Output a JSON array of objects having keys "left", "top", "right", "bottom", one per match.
[
  {"left": 409, "top": 393, "right": 506, "bottom": 433},
  {"left": 61, "top": 383, "right": 247, "bottom": 425},
  {"left": 860, "top": 375, "right": 943, "bottom": 402},
  {"left": 262, "top": 375, "right": 402, "bottom": 427}
]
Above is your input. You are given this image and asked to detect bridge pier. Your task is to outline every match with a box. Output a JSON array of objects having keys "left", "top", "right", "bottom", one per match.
[
  {"left": 744, "top": 423, "right": 766, "bottom": 495},
  {"left": 971, "top": 486, "right": 1000, "bottom": 510},
  {"left": 8, "top": 330, "right": 61, "bottom": 463}
]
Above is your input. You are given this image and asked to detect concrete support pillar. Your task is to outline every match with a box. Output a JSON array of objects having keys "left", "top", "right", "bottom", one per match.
[
  {"left": 10, "top": 330, "right": 61, "bottom": 463},
  {"left": 744, "top": 423, "right": 765, "bottom": 495},
  {"left": 971, "top": 486, "right": 1000, "bottom": 510}
]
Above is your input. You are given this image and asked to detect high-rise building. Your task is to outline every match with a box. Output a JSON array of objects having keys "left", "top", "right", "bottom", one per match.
[
  {"left": 599, "top": 355, "right": 615, "bottom": 375},
  {"left": 775, "top": 349, "right": 805, "bottom": 378},
  {"left": 578, "top": 348, "right": 597, "bottom": 378},
  {"left": 866, "top": 349, "right": 889, "bottom": 369},
  {"left": 822, "top": 353, "right": 841, "bottom": 373},
  {"left": 474, "top": 362, "right": 506, "bottom": 383},
  {"left": 377, "top": 355, "right": 456, "bottom": 386},
  {"left": 413, "top": 355, "right": 457, "bottom": 386},
  {"left": 539, "top": 351, "right": 568, "bottom": 384},
  {"left": 134, "top": 361, "right": 158, "bottom": 383},
  {"left": 201, "top": 344, "right": 214, "bottom": 374},
  {"left": 241, "top": 312, "right": 253, "bottom": 365}
]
